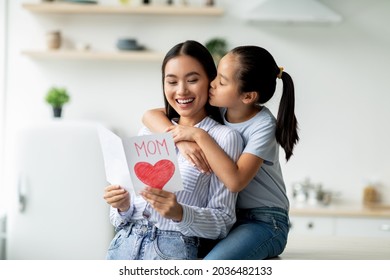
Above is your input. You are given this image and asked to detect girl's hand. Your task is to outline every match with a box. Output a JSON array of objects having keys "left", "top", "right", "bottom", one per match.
[
  {"left": 166, "top": 125, "right": 199, "bottom": 142},
  {"left": 167, "top": 125, "right": 211, "bottom": 173},
  {"left": 176, "top": 141, "right": 211, "bottom": 173},
  {"left": 103, "top": 185, "right": 130, "bottom": 212},
  {"left": 140, "top": 187, "right": 183, "bottom": 222}
]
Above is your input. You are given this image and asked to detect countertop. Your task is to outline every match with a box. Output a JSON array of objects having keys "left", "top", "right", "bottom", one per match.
[{"left": 290, "top": 203, "right": 390, "bottom": 218}]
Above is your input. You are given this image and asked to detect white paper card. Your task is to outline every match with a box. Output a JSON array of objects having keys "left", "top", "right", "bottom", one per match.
[
  {"left": 98, "top": 126, "right": 183, "bottom": 194},
  {"left": 98, "top": 126, "right": 133, "bottom": 192}
]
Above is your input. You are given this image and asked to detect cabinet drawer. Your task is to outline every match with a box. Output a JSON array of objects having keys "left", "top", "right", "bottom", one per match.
[
  {"left": 335, "top": 217, "right": 390, "bottom": 237},
  {"left": 289, "top": 216, "right": 334, "bottom": 236}
]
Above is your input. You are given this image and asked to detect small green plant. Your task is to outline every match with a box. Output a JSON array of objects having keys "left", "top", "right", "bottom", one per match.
[
  {"left": 45, "top": 87, "right": 70, "bottom": 109},
  {"left": 205, "top": 37, "right": 228, "bottom": 64}
]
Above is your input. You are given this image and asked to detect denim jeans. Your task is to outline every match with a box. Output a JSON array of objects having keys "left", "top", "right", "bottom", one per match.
[
  {"left": 204, "top": 207, "right": 289, "bottom": 260},
  {"left": 106, "top": 221, "right": 199, "bottom": 260}
]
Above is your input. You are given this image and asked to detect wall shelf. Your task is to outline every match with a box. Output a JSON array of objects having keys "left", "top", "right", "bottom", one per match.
[
  {"left": 22, "top": 3, "right": 224, "bottom": 16},
  {"left": 21, "top": 2, "right": 223, "bottom": 61},
  {"left": 21, "top": 50, "right": 165, "bottom": 62}
]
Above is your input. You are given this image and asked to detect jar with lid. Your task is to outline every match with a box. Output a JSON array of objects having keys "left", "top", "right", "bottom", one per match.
[
  {"left": 363, "top": 185, "right": 378, "bottom": 205},
  {"left": 46, "top": 31, "right": 61, "bottom": 50}
]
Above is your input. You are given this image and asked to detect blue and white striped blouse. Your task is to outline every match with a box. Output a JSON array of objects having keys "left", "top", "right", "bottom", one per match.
[{"left": 110, "top": 116, "right": 243, "bottom": 239}]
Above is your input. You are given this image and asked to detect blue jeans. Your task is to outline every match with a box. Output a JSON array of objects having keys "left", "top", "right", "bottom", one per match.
[
  {"left": 106, "top": 220, "right": 199, "bottom": 260},
  {"left": 204, "top": 207, "right": 289, "bottom": 260}
]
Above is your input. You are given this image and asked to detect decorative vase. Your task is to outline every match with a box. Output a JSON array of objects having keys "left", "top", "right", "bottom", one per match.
[
  {"left": 53, "top": 107, "right": 62, "bottom": 118},
  {"left": 46, "top": 31, "right": 61, "bottom": 50}
]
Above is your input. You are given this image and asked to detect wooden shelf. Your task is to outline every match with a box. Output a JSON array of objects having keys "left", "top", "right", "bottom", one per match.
[
  {"left": 21, "top": 3, "right": 223, "bottom": 62},
  {"left": 21, "top": 50, "right": 165, "bottom": 61},
  {"left": 22, "top": 3, "right": 224, "bottom": 16}
]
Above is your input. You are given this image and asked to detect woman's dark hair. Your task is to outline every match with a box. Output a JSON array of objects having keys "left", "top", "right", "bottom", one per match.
[
  {"left": 161, "top": 40, "right": 223, "bottom": 124},
  {"left": 231, "top": 46, "right": 299, "bottom": 161}
]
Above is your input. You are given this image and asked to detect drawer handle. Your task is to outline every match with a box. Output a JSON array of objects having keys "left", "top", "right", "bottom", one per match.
[
  {"left": 380, "top": 224, "right": 390, "bottom": 231},
  {"left": 18, "top": 174, "right": 28, "bottom": 213}
]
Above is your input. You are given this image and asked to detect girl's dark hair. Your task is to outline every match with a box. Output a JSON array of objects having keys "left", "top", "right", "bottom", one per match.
[
  {"left": 231, "top": 46, "right": 299, "bottom": 161},
  {"left": 161, "top": 40, "right": 223, "bottom": 124}
]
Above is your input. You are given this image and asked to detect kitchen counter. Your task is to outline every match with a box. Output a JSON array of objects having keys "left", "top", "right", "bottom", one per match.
[
  {"left": 284, "top": 203, "right": 390, "bottom": 259},
  {"left": 290, "top": 203, "right": 390, "bottom": 218},
  {"left": 280, "top": 235, "right": 390, "bottom": 260}
]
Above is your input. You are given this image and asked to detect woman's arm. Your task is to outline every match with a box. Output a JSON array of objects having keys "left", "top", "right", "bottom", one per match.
[{"left": 168, "top": 125, "right": 263, "bottom": 192}]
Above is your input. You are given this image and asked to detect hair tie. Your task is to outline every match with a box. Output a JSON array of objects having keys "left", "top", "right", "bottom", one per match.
[{"left": 277, "top": 67, "right": 284, "bottom": 79}]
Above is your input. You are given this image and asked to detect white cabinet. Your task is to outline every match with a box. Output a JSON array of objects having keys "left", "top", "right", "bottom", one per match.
[
  {"left": 6, "top": 121, "right": 114, "bottom": 259},
  {"left": 289, "top": 216, "right": 334, "bottom": 236},
  {"left": 335, "top": 217, "right": 390, "bottom": 238},
  {"left": 289, "top": 206, "right": 390, "bottom": 238}
]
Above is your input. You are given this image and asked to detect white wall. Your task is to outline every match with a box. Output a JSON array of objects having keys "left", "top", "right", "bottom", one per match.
[
  {"left": 2, "top": 0, "right": 390, "bottom": 207},
  {"left": 0, "top": 0, "right": 8, "bottom": 209}
]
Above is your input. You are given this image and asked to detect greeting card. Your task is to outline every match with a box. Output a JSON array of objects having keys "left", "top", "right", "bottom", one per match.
[{"left": 98, "top": 126, "right": 183, "bottom": 194}]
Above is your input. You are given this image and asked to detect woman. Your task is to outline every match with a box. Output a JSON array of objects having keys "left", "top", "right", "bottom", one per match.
[
  {"left": 143, "top": 45, "right": 299, "bottom": 259},
  {"left": 103, "top": 40, "right": 243, "bottom": 260}
]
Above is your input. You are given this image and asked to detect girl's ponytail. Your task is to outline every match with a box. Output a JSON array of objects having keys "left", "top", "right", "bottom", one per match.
[{"left": 275, "top": 70, "right": 299, "bottom": 161}]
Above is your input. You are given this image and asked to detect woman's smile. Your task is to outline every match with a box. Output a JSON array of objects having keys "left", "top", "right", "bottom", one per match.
[{"left": 176, "top": 97, "right": 195, "bottom": 106}]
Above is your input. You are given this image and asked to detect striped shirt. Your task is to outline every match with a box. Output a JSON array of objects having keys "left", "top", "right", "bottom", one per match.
[{"left": 110, "top": 116, "right": 243, "bottom": 239}]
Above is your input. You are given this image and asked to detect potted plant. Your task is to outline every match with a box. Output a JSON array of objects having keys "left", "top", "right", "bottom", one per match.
[
  {"left": 45, "top": 87, "right": 70, "bottom": 118},
  {"left": 205, "top": 37, "right": 228, "bottom": 64}
]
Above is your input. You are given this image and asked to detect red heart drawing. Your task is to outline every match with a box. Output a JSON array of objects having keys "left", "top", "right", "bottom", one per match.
[{"left": 134, "top": 159, "right": 175, "bottom": 189}]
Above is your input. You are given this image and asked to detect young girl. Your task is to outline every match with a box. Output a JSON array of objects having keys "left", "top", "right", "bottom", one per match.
[
  {"left": 142, "top": 45, "right": 299, "bottom": 259},
  {"left": 103, "top": 40, "right": 243, "bottom": 260}
]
